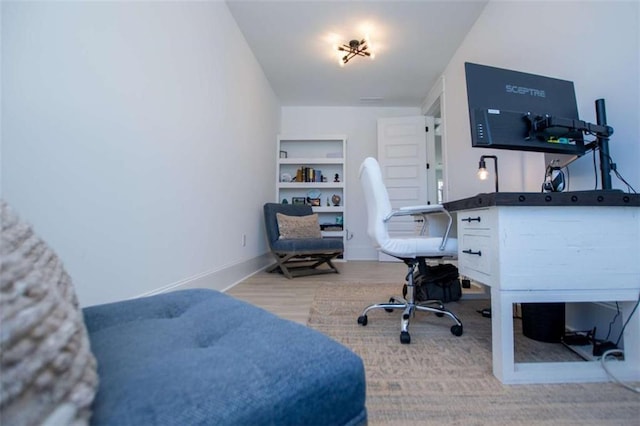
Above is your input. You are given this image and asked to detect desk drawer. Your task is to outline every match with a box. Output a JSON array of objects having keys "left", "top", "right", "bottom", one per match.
[
  {"left": 457, "top": 208, "right": 494, "bottom": 231},
  {"left": 458, "top": 233, "right": 492, "bottom": 278}
]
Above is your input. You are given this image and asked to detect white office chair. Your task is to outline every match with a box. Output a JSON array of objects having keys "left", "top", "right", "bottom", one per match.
[{"left": 357, "top": 157, "right": 463, "bottom": 344}]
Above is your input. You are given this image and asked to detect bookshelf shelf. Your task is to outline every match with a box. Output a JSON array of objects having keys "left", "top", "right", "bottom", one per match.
[
  {"left": 278, "top": 158, "right": 343, "bottom": 165},
  {"left": 277, "top": 183, "right": 344, "bottom": 189}
]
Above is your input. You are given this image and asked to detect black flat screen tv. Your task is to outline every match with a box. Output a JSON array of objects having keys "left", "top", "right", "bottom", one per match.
[{"left": 465, "top": 62, "right": 586, "bottom": 156}]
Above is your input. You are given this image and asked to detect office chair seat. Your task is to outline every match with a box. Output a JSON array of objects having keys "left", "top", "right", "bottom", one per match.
[{"left": 380, "top": 237, "right": 457, "bottom": 259}]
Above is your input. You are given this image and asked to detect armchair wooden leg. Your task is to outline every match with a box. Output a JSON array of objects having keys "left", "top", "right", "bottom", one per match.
[
  {"left": 267, "top": 253, "right": 296, "bottom": 279},
  {"left": 267, "top": 252, "right": 342, "bottom": 279}
]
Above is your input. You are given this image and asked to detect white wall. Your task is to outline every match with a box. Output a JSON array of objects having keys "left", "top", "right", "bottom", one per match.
[
  {"left": 281, "top": 106, "right": 420, "bottom": 259},
  {"left": 440, "top": 0, "right": 639, "bottom": 200},
  {"left": 2, "top": 1, "right": 280, "bottom": 306}
]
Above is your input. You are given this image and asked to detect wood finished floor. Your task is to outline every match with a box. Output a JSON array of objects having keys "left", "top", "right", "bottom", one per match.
[
  {"left": 225, "top": 261, "right": 486, "bottom": 325},
  {"left": 225, "top": 261, "right": 407, "bottom": 324}
]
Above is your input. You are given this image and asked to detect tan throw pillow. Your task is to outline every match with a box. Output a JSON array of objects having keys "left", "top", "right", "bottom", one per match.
[
  {"left": 0, "top": 201, "right": 98, "bottom": 426},
  {"left": 276, "top": 213, "right": 322, "bottom": 239}
]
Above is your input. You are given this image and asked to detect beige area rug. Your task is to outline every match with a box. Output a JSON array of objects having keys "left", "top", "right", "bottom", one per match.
[{"left": 307, "top": 283, "right": 640, "bottom": 426}]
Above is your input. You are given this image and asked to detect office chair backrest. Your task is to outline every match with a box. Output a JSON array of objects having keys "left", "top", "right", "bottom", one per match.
[{"left": 359, "top": 157, "right": 393, "bottom": 249}]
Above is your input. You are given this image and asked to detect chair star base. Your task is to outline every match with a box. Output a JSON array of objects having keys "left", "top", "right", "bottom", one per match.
[{"left": 357, "top": 260, "right": 463, "bottom": 344}]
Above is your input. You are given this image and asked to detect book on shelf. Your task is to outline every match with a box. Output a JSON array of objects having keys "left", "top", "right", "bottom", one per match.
[
  {"left": 320, "top": 224, "right": 343, "bottom": 231},
  {"left": 295, "top": 166, "right": 323, "bottom": 183}
]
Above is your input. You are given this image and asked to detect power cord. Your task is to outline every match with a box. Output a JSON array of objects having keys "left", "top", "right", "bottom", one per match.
[
  {"left": 601, "top": 151, "right": 637, "bottom": 193},
  {"left": 600, "top": 293, "right": 640, "bottom": 393},
  {"left": 601, "top": 349, "right": 640, "bottom": 393},
  {"left": 590, "top": 144, "right": 637, "bottom": 193},
  {"left": 604, "top": 302, "right": 620, "bottom": 342},
  {"left": 592, "top": 147, "right": 599, "bottom": 190},
  {"left": 614, "top": 296, "right": 640, "bottom": 348}
]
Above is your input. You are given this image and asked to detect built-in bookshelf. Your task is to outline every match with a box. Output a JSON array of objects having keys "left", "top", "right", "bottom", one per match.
[{"left": 276, "top": 135, "right": 347, "bottom": 254}]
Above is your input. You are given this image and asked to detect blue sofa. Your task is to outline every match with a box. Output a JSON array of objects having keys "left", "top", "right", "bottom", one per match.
[{"left": 83, "top": 289, "right": 368, "bottom": 426}]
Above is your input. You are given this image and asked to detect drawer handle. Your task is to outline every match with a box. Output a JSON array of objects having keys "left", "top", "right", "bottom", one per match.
[
  {"left": 462, "top": 216, "right": 481, "bottom": 223},
  {"left": 462, "top": 249, "right": 482, "bottom": 256}
]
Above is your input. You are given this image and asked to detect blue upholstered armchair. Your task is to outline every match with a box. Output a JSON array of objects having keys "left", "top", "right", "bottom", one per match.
[{"left": 263, "top": 203, "right": 343, "bottom": 278}]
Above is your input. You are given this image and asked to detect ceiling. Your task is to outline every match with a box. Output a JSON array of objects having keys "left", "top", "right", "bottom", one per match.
[{"left": 226, "top": 1, "right": 488, "bottom": 107}]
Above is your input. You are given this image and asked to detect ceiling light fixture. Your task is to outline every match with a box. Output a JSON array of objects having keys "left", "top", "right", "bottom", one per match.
[{"left": 337, "top": 39, "right": 375, "bottom": 66}]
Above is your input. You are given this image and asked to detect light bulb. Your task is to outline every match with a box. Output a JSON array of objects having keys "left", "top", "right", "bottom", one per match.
[
  {"left": 477, "top": 168, "right": 489, "bottom": 180},
  {"left": 364, "top": 34, "right": 375, "bottom": 59}
]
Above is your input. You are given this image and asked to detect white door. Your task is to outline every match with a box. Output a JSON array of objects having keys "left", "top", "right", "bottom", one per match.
[
  {"left": 377, "top": 116, "right": 435, "bottom": 261},
  {"left": 424, "top": 116, "right": 437, "bottom": 204}
]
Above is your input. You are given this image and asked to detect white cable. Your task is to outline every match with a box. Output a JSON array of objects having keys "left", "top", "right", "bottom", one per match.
[{"left": 600, "top": 349, "right": 640, "bottom": 393}]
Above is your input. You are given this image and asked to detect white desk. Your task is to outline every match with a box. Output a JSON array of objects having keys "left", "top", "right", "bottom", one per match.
[{"left": 445, "top": 191, "right": 640, "bottom": 384}]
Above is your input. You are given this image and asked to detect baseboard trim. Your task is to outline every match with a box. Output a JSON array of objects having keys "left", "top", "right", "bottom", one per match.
[{"left": 137, "top": 253, "right": 273, "bottom": 298}]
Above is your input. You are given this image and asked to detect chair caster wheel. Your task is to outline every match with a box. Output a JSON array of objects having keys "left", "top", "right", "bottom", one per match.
[
  {"left": 400, "top": 331, "right": 411, "bottom": 344},
  {"left": 357, "top": 315, "right": 368, "bottom": 326},
  {"left": 451, "top": 324, "right": 463, "bottom": 336},
  {"left": 384, "top": 298, "right": 395, "bottom": 313}
]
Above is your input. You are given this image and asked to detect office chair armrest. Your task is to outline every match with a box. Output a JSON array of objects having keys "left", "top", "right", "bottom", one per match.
[
  {"left": 398, "top": 204, "right": 447, "bottom": 215},
  {"left": 385, "top": 204, "right": 453, "bottom": 252},
  {"left": 384, "top": 204, "right": 447, "bottom": 221}
]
